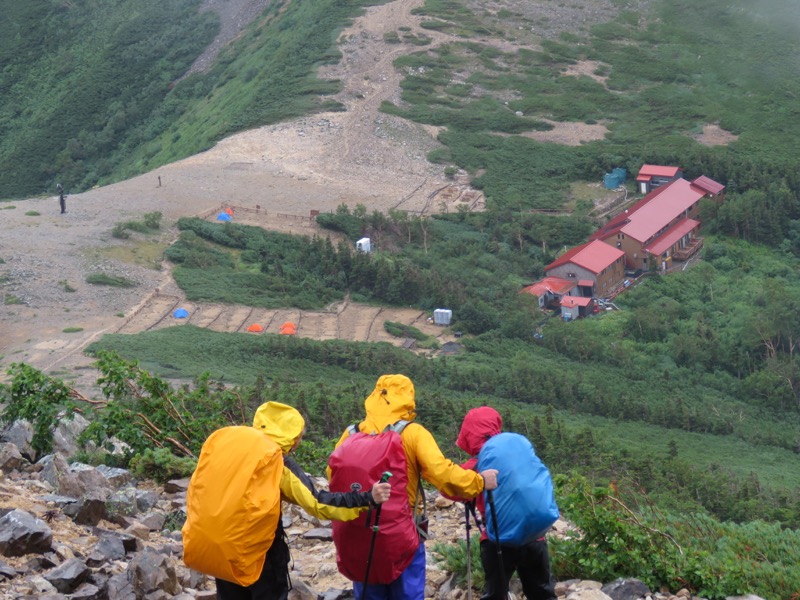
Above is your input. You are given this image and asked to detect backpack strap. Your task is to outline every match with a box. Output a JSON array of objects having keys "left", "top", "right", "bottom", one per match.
[
  {"left": 384, "top": 421, "right": 428, "bottom": 540},
  {"left": 385, "top": 420, "right": 410, "bottom": 434}
]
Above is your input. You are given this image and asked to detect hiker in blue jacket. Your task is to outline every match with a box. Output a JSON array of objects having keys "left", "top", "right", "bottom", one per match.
[{"left": 454, "top": 406, "right": 556, "bottom": 600}]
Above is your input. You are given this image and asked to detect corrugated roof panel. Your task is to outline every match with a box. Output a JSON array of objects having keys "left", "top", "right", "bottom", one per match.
[
  {"left": 621, "top": 179, "right": 704, "bottom": 242},
  {"left": 638, "top": 164, "right": 681, "bottom": 178},
  {"left": 644, "top": 218, "right": 700, "bottom": 256},
  {"left": 521, "top": 277, "right": 576, "bottom": 297},
  {"left": 561, "top": 296, "right": 593, "bottom": 307},
  {"left": 691, "top": 175, "right": 725, "bottom": 196},
  {"left": 547, "top": 239, "right": 625, "bottom": 274}
]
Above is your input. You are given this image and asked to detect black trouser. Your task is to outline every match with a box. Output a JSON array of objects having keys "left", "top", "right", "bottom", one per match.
[
  {"left": 479, "top": 539, "right": 556, "bottom": 600},
  {"left": 216, "top": 522, "right": 291, "bottom": 600}
]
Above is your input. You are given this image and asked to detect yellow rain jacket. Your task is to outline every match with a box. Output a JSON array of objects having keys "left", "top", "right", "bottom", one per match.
[
  {"left": 331, "top": 374, "right": 485, "bottom": 510},
  {"left": 254, "top": 401, "right": 373, "bottom": 521}
]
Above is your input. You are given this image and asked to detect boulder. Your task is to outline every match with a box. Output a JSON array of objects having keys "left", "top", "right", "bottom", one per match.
[
  {"left": 87, "top": 535, "right": 127, "bottom": 567},
  {"left": 303, "top": 527, "right": 333, "bottom": 541},
  {"left": 163, "top": 478, "right": 190, "bottom": 494},
  {"left": 62, "top": 490, "right": 109, "bottom": 526},
  {"left": 95, "top": 465, "right": 134, "bottom": 488},
  {"left": 0, "top": 421, "right": 35, "bottom": 462},
  {"left": 127, "top": 548, "right": 181, "bottom": 596},
  {"left": 601, "top": 578, "right": 651, "bottom": 600},
  {"left": 52, "top": 413, "right": 90, "bottom": 459},
  {"left": 0, "top": 509, "right": 53, "bottom": 557},
  {"left": 0, "top": 443, "right": 25, "bottom": 471},
  {"left": 44, "top": 557, "right": 90, "bottom": 593}
]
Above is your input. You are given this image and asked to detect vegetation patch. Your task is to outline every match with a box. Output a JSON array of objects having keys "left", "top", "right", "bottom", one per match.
[
  {"left": 90, "top": 240, "right": 167, "bottom": 270},
  {"left": 112, "top": 211, "right": 163, "bottom": 239},
  {"left": 62, "top": 327, "right": 84, "bottom": 333},
  {"left": 86, "top": 273, "right": 137, "bottom": 288},
  {"left": 384, "top": 321, "right": 439, "bottom": 349},
  {"left": 24, "top": 211, "right": 40, "bottom": 216}
]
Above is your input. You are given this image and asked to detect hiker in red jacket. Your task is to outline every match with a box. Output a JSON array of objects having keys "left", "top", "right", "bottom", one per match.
[{"left": 455, "top": 406, "right": 556, "bottom": 600}]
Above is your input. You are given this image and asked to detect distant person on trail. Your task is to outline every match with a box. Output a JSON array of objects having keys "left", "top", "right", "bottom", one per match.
[
  {"left": 56, "top": 183, "right": 66, "bottom": 214},
  {"left": 328, "top": 374, "right": 499, "bottom": 600},
  {"left": 453, "top": 406, "right": 557, "bottom": 600},
  {"left": 214, "top": 401, "right": 391, "bottom": 600}
]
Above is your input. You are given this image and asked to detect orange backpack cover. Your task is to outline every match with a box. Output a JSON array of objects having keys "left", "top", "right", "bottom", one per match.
[{"left": 182, "top": 426, "right": 283, "bottom": 586}]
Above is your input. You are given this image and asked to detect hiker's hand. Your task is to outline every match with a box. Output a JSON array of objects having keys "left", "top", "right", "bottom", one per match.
[
  {"left": 370, "top": 482, "right": 391, "bottom": 504},
  {"left": 480, "top": 469, "right": 499, "bottom": 491}
]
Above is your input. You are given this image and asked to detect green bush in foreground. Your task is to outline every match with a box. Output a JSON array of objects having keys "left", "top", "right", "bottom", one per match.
[
  {"left": 551, "top": 475, "right": 800, "bottom": 600},
  {"left": 129, "top": 447, "right": 197, "bottom": 483}
]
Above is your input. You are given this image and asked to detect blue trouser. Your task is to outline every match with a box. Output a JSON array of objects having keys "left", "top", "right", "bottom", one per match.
[{"left": 353, "top": 542, "right": 426, "bottom": 600}]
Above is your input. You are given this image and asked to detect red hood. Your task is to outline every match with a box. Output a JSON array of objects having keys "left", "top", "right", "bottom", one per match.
[{"left": 456, "top": 406, "right": 502, "bottom": 456}]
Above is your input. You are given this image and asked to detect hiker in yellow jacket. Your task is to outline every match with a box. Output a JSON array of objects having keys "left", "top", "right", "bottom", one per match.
[
  {"left": 329, "top": 374, "right": 498, "bottom": 600},
  {"left": 215, "top": 401, "right": 391, "bottom": 600}
]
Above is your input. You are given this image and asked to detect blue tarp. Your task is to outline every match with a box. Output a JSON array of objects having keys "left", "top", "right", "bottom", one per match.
[
  {"left": 216, "top": 213, "right": 232, "bottom": 221},
  {"left": 173, "top": 308, "right": 189, "bottom": 318},
  {"left": 603, "top": 167, "right": 627, "bottom": 189}
]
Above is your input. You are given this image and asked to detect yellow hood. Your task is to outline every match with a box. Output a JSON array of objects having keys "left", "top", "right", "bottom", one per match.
[
  {"left": 360, "top": 374, "right": 416, "bottom": 434},
  {"left": 253, "top": 401, "right": 305, "bottom": 453}
]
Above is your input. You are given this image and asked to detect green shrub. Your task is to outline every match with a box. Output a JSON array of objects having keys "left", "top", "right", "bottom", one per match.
[
  {"left": 432, "top": 535, "right": 484, "bottom": 591},
  {"left": 384, "top": 31, "right": 401, "bottom": 44},
  {"left": 129, "top": 448, "right": 197, "bottom": 483},
  {"left": 550, "top": 474, "right": 800, "bottom": 599},
  {"left": 141, "top": 214, "right": 162, "bottom": 230},
  {"left": 123, "top": 220, "right": 151, "bottom": 233},
  {"left": 62, "top": 327, "right": 84, "bottom": 333},
  {"left": 0, "top": 363, "right": 76, "bottom": 455},
  {"left": 25, "top": 211, "right": 40, "bottom": 216},
  {"left": 86, "top": 273, "right": 136, "bottom": 287},
  {"left": 384, "top": 321, "right": 429, "bottom": 341},
  {"left": 112, "top": 224, "right": 131, "bottom": 239}
]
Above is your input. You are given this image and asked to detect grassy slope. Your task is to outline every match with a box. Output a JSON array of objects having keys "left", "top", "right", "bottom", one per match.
[{"left": 0, "top": 0, "right": 381, "bottom": 199}]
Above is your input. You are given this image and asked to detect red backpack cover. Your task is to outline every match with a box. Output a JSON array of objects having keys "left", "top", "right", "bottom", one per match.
[{"left": 328, "top": 423, "right": 419, "bottom": 583}]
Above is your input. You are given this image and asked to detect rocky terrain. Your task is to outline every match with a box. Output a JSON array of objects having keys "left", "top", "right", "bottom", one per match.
[{"left": 0, "top": 416, "right": 717, "bottom": 600}]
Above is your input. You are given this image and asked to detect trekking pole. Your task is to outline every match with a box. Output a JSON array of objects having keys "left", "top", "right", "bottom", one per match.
[
  {"left": 465, "top": 501, "right": 474, "bottom": 600},
  {"left": 486, "top": 489, "right": 508, "bottom": 600},
  {"left": 360, "top": 471, "right": 393, "bottom": 600}
]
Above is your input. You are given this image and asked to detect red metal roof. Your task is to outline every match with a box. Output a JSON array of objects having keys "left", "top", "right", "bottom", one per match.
[
  {"left": 521, "top": 277, "right": 576, "bottom": 297},
  {"left": 691, "top": 175, "right": 725, "bottom": 196},
  {"left": 637, "top": 164, "right": 681, "bottom": 178},
  {"left": 644, "top": 218, "right": 700, "bottom": 256},
  {"left": 545, "top": 239, "right": 625, "bottom": 274},
  {"left": 561, "top": 296, "right": 593, "bottom": 308},
  {"left": 578, "top": 279, "right": 594, "bottom": 287},
  {"left": 589, "top": 184, "right": 673, "bottom": 241},
  {"left": 620, "top": 179, "right": 705, "bottom": 243}
]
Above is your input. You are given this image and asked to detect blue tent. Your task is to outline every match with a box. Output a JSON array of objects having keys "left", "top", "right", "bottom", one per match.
[
  {"left": 216, "top": 212, "right": 232, "bottom": 221},
  {"left": 173, "top": 308, "right": 189, "bottom": 319}
]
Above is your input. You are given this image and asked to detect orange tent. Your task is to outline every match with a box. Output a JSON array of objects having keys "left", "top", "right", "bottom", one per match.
[
  {"left": 246, "top": 323, "right": 263, "bottom": 333},
  {"left": 279, "top": 322, "right": 296, "bottom": 335},
  {"left": 224, "top": 207, "right": 235, "bottom": 216}
]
